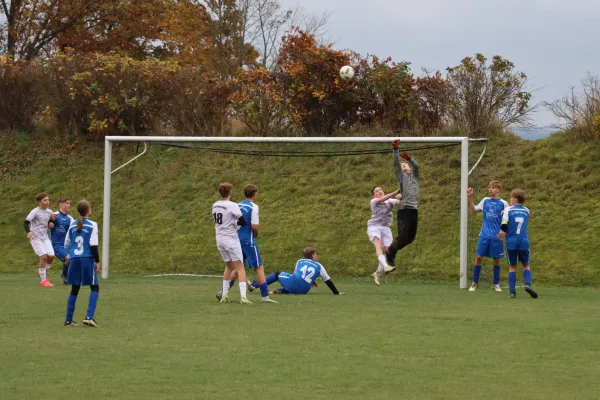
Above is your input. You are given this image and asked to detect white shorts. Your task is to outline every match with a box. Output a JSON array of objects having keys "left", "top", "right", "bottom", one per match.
[
  {"left": 217, "top": 240, "right": 243, "bottom": 262},
  {"left": 30, "top": 237, "right": 55, "bottom": 257},
  {"left": 367, "top": 226, "right": 393, "bottom": 248}
]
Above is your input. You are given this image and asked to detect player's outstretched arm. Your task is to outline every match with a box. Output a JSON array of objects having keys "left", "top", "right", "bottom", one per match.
[
  {"left": 392, "top": 140, "right": 403, "bottom": 186},
  {"left": 466, "top": 187, "right": 479, "bottom": 213},
  {"left": 320, "top": 267, "right": 342, "bottom": 295},
  {"left": 374, "top": 188, "right": 401, "bottom": 204},
  {"left": 401, "top": 152, "right": 420, "bottom": 178}
]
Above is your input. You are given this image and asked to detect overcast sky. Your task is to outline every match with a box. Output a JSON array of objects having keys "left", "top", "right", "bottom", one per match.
[{"left": 282, "top": 0, "right": 600, "bottom": 127}]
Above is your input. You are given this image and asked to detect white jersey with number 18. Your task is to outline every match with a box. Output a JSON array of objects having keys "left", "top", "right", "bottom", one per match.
[{"left": 212, "top": 200, "right": 243, "bottom": 242}]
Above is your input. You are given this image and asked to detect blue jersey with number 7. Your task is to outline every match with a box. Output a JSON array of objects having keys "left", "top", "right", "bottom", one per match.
[{"left": 502, "top": 205, "right": 530, "bottom": 250}]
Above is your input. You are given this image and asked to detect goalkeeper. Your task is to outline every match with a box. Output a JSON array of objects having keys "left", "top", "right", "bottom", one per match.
[{"left": 386, "top": 139, "right": 420, "bottom": 268}]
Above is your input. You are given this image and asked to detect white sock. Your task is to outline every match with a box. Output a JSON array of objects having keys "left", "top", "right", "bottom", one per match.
[
  {"left": 46, "top": 264, "right": 52, "bottom": 270},
  {"left": 376, "top": 255, "right": 388, "bottom": 273},
  {"left": 39, "top": 268, "right": 46, "bottom": 281},
  {"left": 222, "top": 280, "right": 230, "bottom": 298},
  {"left": 239, "top": 282, "right": 247, "bottom": 298}
]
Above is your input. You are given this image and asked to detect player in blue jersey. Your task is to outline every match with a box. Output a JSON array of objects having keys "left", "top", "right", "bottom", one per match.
[
  {"left": 499, "top": 189, "right": 538, "bottom": 299},
  {"left": 467, "top": 182, "right": 509, "bottom": 292},
  {"left": 249, "top": 247, "right": 342, "bottom": 295},
  {"left": 63, "top": 200, "right": 100, "bottom": 327},
  {"left": 50, "top": 197, "right": 74, "bottom": 285},
  {"left": 216, "top": 184, "right": 278, "bottom": 303}
]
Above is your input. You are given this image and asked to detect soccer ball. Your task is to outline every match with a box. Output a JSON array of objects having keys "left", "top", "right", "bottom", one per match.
[{"left": 339, "top": 65, "right": 355, "bottom": 81}]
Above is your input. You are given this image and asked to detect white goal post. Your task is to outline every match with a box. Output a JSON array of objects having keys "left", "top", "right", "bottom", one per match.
[{"left": 102, "top": 136, "right": 488, "bottom": 288}]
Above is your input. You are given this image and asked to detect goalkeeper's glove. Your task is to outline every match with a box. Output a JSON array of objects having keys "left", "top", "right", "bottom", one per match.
[
  {"left": 392, "top": 139, "right": 400, "bottom": 149},
  {"left": 400, "top": 152, "right": 411, "bottom": 160}
]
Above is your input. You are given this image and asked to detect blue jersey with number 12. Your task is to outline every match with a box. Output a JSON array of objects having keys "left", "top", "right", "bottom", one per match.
[
  {"left": 502, "top": 205, "right": 530, "bottom": 250},
  {"left": 292, "top": 259, "right": 323, "bottom": 291}
]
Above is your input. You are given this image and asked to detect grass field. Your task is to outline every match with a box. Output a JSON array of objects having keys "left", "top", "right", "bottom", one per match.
[{"left": 1, "top": 273, "right": 600, "bottom": 400}]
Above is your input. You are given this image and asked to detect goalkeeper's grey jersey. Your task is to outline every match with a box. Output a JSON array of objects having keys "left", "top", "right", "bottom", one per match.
[{"left": 393, "top": 151, "right": 420, "bottom": 210}]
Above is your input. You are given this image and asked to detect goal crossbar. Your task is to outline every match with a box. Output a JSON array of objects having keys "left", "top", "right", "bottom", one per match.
[{"left": 103, "top": 136, "right": 488, "bottom": 289}]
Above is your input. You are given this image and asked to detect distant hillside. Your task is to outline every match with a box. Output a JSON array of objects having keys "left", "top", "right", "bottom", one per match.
[{"left": 1, "top": 131, "right": 599, "bottom": 286}]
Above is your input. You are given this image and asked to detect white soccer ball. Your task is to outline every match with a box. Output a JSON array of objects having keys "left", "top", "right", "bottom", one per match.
[{"left": 339, "top": 65, "right": 355, "bottom": 81}]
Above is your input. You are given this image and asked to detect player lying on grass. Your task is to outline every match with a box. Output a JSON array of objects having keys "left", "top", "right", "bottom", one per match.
[
  {"left": 499, "top": 189, "right": 538, "bottom": 299},
  {"left": 467, "top": 182, "right": 509, "bottom": 292},
  {"left": 368, "top": 186, "right": 401, "bottom": 286},
  {"left": 248, "top": 247, "right": 342, "bottom": 295}
]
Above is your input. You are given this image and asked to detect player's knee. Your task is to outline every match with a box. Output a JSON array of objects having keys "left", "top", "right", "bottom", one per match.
[
  {"left": 90, "top": 285, "right": 100, "bottom": 293},
  {"left": 70, "top": 285, "right": 81, "bottom": 296}
]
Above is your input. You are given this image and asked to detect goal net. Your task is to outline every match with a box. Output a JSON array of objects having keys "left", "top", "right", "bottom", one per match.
[{"left": 102, "top": 137, "right": 487, "bottom": 288}]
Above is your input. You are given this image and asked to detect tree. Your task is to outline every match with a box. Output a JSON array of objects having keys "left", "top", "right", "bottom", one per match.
[
  {"left": 275, "top": 28, "right": 357, "bottom": 136},
  {"left": 445, "top": 54, "right": 533, "bottom": 135},
  {"left": 544, "top": 73, "right": 600, "bottom": 142}
]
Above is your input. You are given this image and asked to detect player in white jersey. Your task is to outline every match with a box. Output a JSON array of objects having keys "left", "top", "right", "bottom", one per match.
[
  {"left": 368, "top": 186, "right": 401, "bottom": 285},
  {"left": 212, "top": 183, "right": 252, "bottom": 304},
  {"left": 24, "top": 192, "right": 55, "bottom": 286}
]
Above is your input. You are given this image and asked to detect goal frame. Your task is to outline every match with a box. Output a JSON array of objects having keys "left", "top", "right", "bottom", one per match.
[{"left": 102, "top": 136, "right": 487, "bottom": 289}]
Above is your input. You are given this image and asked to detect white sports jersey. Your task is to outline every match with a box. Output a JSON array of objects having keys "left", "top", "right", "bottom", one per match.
[
  {"left": 367, "top": 199, "right": 399, "bottom": 227},
  {"left": 211, "top": 200, "right": 243, "bottom": 241},
  {"left": 25, "top": 207, "right": 53, "bottom": 239}
]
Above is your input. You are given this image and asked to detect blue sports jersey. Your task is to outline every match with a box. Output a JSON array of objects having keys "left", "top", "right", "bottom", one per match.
[
  {"left": 237, "top": 200, "right": 258, "bottom": 244},
  {"left": 502, "top": 205, "right": 530, "bottom": 250},
  {"left": 291, "top": 259, "right": 323, "bottom": 292},
  {"left": 65, "top": 218, "right": 99, "bottom": 259},
  {"left": 475, "top": 197, "right": 509, "bottom": 239},
  {"left": 50, "top": 211, "right": 74, "bottom": 246}
]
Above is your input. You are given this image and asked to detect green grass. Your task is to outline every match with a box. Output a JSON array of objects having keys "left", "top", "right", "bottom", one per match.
[
  {"left": 1, "top": 132, "right": 600, "bottom": 285},
  {"left": 1, "top": 274, "right": 600, "bottom": 399}
]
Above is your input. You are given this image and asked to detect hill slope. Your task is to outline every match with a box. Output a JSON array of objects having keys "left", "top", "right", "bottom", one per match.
[{"left": 1, "top": 132, "right": 599, "bottom": 286}]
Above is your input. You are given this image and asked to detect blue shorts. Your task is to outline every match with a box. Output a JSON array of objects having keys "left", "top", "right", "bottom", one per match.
[
  {"left": 476, "top": 237, "right": 504, "bottom": 259},
  {"left": 52, "top": 245, "right": 70, "bottom": 263},
  {"left": 67, "top": 257, "right": 98, "bottom": 286},
  {"left": 241, "top": 242, "right": 263, "bottom": 269},
  {"left": 507, "top": 249, "right": 530, "bottom": 266},
  {"left": 278, "top": 272, "right": 310, "bottom": 295}
]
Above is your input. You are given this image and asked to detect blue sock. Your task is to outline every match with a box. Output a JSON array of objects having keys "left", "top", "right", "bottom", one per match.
[
  {"left": 472, "top": 265, "right": 482, "bottom": 283},
  {"left": 259, "top": 282, "right": 269, "bottom": 297},
  {"left": 509, "top": 272, "right": 517, "bottom": 293},
  {"left": 251, "top": 281, "right": 258, "bottom": 289},
  {"left": 493, "top": 265, "right": 501, "bottom": 285},
  {"left": 523, "top": 269, "right": 532, "bottom": 286},
  {"left": 66, "top": 295, "right": 77, "bottom": 322},
  {"left": 62, "top": 264, "right": 68, "bottom": 280},
  {"left": 87, "top": 291, "right": 99, "bottom": 319},
  {"left": 265, "top": 273, "right": 279, "bottom": 285}
]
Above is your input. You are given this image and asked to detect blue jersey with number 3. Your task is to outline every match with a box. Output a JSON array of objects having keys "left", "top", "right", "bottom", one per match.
[
  {"left": 502, "top": 205, "right": 530, "bottom": 250},
  {"left": 65, "top": 219, "right": 99, "bottom": 259},
  {"left": 292, "top": 259, "right": 323, "bottom": 291}
]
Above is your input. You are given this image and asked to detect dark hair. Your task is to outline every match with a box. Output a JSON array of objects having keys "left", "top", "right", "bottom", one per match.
[
  {"left": 218, "top": 183, "right": 233, "bottom": 198},
  {"left": 489, "top": 181, "right": 501, "bottom": 189},
  {"left": 58, "top": 197, "right": 71, "bottom": 204},
  {"left": 371, "top": 186, "right": 381, "bottom": 195},
  {"left": 35, "top": 192, "right": 49, "bottom": 202},
  {"left": 303, "top": 247, "right": 317, "bottom": 259},
  {"left": 76, "top": 200, "right": 91, "bottom": 232},
  {"left": 243, "top": 184, "right": 258, "bottom": 199},
  {"left": 511, "top": 189, "right": 526, "bottom": 204}
]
